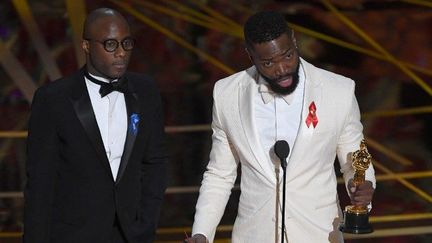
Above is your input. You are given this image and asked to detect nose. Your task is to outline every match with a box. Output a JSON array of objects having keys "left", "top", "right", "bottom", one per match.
[
  {"left": 275, "top": 62, "right": 289, "bottom": 77},
  {"left": 114, "top": 45, "right": 126, "bottom": 58}
]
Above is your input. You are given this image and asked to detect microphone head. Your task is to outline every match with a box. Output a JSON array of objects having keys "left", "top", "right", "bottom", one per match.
[{"left": 274, "top": 140, "right": 290, "bottom": 160}]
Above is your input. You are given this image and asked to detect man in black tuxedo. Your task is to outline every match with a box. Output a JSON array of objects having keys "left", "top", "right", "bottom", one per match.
[{"left": 24, "top": 8, "right": 168, "bottom": 243}]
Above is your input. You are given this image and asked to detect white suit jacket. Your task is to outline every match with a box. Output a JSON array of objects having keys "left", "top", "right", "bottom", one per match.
[{"left": 192, "top": 58, "right": 376, "bottom": 243}]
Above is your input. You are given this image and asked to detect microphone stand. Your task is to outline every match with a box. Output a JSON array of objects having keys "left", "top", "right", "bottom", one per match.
[
  {"left": 274, "top": 140, "right": 289, "bottom": 243},
  {"left": 281, "top": 160, "right": 287, "bottom": 243}
]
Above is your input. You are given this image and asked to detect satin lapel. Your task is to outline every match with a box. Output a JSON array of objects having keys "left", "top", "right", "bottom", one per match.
[
  {"left": 286, "top": 59, "right": 323, "bottom": 173},
  {"left": 71, "top": 72, "right": 112, "bottom": 179},
  {"left": 116, "top": 77, "right": 140, "bottom": 185},
  {"left": 239, "top": 68, "right": 277, "bottom": 184}
]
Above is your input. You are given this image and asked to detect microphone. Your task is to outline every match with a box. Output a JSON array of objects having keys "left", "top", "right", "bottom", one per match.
[
  {"left": 274, "top": 140, "right": 290, "bottom": 243},
  {"left": 275, "top": 140, "right": 290, "bottom": 171}
]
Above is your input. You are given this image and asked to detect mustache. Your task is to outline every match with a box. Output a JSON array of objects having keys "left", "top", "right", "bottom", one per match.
[
  {"left": 113, "top": 60, "right": 126, "bottom": 65},
  {"left": 275, "top": 72, "right": 296, "bottom": 83}
]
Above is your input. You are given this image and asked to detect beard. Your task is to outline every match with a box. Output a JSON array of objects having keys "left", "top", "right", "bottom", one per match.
[{"left": 260, "top": 62, "right": 300, "bottom": 95}]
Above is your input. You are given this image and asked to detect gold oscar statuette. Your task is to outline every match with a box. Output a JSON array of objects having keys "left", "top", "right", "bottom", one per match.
[{"left": 339, "top": 139, "right": 373, "bottom": 234}]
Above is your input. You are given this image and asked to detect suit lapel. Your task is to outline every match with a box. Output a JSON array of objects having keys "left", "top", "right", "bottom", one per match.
[
  {"left": 116, "top": 76, "right": 140, "bottom": 184},
  {"left": 71, "top": 69, "right": 113, "bottom": 179},
  {"left": 286, "top": 59, "right": 323, "bottom": 173},
  {"left": 239, "top": 67, "right": 277, "bottom": 184}
]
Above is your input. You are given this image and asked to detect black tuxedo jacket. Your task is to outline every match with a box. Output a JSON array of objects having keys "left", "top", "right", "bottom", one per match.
[{"left": 24, "top": 68, "right": 168, "bottom": 243}]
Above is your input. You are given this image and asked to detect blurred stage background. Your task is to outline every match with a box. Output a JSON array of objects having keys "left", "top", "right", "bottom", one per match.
[{"left": 0, "top": 0, "right": 431, "bottom": 242}]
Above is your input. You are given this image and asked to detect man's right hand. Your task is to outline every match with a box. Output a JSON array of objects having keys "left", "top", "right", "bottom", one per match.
[{"left": 184, "top": 234, "right": 208, "bottom": 243}]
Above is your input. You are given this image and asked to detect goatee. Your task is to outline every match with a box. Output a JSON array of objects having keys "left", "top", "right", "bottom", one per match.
[{"left": 261, "top": 63, "right": 300, "bottom": 95}]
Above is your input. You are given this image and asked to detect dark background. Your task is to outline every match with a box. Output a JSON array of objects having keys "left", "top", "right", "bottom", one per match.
[{"left": 0, "top": 0, "right": 431, "bottom": 242}]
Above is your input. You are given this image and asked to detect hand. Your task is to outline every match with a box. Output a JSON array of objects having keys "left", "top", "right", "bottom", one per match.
[
  {"left": 348, "top": 179, "right": 374, "bottom": 207},
  {"left": 184, "top": 234, "right": 208, "bottom": 243}
]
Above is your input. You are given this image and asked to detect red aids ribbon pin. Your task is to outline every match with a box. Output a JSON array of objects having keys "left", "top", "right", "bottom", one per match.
[{"left": 306, "top": 102, "right": 318, "bottom": 128}]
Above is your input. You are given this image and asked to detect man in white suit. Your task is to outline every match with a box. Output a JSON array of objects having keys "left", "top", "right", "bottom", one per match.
[{"left": 186, "top": 11, "right": 375, "bottom": 243}]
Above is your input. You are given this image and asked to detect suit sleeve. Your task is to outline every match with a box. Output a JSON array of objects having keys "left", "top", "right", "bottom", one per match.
[
  {"left": 336, "top": 82, "right": 376, "bottom": 192},
  {"left": 192, "top": 84, "right": 239, "bottom": 242},
  {"left": 136, "top": 82, "right": 168, "bottom": 242},
  {"left": 24, "top": 88, "right": 60, "bottom": 243}
]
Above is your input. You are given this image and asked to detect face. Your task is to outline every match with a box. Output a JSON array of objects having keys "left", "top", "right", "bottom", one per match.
[
  {"left": 82, "top": 16, "right": 132, "bottom": 80},
  {"left": 248, "top": 32, "right": 300, "bottom": 95}
]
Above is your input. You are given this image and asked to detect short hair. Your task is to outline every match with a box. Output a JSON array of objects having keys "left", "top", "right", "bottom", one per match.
[
  {"left": 244, "top": 11, "right": 290, "bottom": 48},
  {"left": 83, "top": 8, "right": 127, "bottom": 38}
]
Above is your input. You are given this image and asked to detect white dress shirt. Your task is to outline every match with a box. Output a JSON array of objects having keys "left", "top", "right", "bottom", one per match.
[
  {"left": 85, "top": 74, "right": 127, "bottom": 181},
  {"left": 254, "top": 63, "right": 306, "bottom": 172}
]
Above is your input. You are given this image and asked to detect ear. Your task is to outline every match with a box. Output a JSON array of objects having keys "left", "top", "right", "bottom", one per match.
[
  {"left": 82, "top": 39, "right": 90, "bottom": 54},
  {"left": 245, "top": 47, "right": 254, "bottom": 63},
  {"left": 291, "top": 31, "right": 298, "bottom": 49}
]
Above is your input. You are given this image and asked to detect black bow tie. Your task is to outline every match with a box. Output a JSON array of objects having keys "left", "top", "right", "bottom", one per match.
[{"left": 84, "top": 71, "right": 128, "bottom": 97}]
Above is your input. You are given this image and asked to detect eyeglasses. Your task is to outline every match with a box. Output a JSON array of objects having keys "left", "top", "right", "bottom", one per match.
[{"left": 85, "top": 37, "right": 135, "bottom": 52}]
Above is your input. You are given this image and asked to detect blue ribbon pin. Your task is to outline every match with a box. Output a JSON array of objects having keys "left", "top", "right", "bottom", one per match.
[{"left": 129, "top": 113, "right": 139, "bottom": 135}]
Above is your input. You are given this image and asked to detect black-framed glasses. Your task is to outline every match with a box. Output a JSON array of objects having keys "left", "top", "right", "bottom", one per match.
[{"left": 85, "top": 37, "right": 135, "bottom": 52}]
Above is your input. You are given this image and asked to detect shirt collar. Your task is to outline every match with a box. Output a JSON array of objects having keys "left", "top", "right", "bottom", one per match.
[
  {"left": 258, "top": 82, "right": 295, "bottom": 104},
  {"left": 88, "top": 73, "right": 118, "bottom": 84}
]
